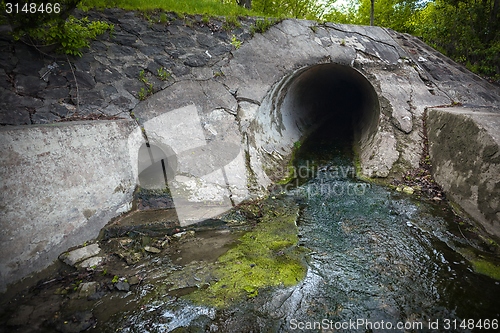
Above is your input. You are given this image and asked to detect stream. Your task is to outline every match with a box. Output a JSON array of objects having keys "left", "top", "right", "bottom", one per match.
[
  {"left": 2, "top": 127, "right": 500, "bottom": 333},
  {"left": 99, "top": 128, "right": 500, "bottom": 332}
]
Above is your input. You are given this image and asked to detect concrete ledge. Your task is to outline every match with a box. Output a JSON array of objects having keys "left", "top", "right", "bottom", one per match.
[
  {"left": 0, "top": 120, "right": 141, "bottom": 292},
  {"left": 427, "top": 107, "right": 500, "bottom": 237}
]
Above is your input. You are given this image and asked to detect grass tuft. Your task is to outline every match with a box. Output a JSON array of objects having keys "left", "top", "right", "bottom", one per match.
[{"left": 80, "top": 0, "right": 258, "bottom": 17}]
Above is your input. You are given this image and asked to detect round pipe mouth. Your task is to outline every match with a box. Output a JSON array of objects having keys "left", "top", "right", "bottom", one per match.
[
  {"left": 281, "top": 63, "right": 380, "bottom": 144},
  {"left": 252, "top": 63, "right": 381, "bottom": 183}
]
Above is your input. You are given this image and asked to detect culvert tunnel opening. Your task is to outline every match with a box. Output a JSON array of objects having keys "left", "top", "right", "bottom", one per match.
[{"left": 282, "top": 63, "right": 380, "bottom": 150}]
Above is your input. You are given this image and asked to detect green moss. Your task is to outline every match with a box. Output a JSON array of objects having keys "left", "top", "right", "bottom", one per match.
[
  {"left": 276, "top": 141, "right": 302, "bottom": 185},
  {"left": 185, "top": 198, "right": 307, "bottom": 308},
  {"left": 352, "top": 142, "right": 373, "bottom": 183},
  {"left": 457, "top": 247, "right": 500, "bottom": 281},
  {"left": 470, "top": 260, "right": 500, "bottom": 280}
]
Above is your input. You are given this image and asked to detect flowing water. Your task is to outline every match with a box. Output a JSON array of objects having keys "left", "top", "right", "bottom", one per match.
[
  {"left": 2, "top": 128, "right": 500, "bottom": 333},
  {"left": 92, "top": 127, "right": 500, "bottom": 332}
]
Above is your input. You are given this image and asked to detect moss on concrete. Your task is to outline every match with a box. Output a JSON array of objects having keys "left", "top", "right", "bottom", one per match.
[
  {"left": 276, "top": 141, "right": 302, "bottom": 185},
  {"left": 457, "top": 247, "right": 500, "bottom": 281},
  {"left": 470, "top": 259, "right": 500, "bottom": 280},
  {"left": 185, "top": 197, "right": 307, "bottom": 307}
]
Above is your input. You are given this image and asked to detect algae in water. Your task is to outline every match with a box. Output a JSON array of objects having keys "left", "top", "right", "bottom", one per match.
[{"left": 186, "top": 197, "right": 307, "bottom": 308}]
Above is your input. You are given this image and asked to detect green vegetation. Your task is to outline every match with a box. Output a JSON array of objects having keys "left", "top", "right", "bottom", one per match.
[
  {"left": 2, "top": 0, "right": 498, "bottom": 79},
  {"left": 138, "top": 84, "right": 153, "bottom": 101},
  {"left": 222, "top": 15, "right": 242, "bottom": 30},
  {"left": 186, "top": 198, "right": 307, "bottom": 307},
  {"left": 250, "top": 18, "right": 278, "bottom": 35},
  {"left": 471, "top": 259, "right": 500, "bottom": 280},
  {"left": 415, "top": 0, "right": 500, "bottom": 80},
  {"left": 1, "top": 0, "right": 113, "bottom": 56},
  {"left": 325, "top": 0, "right": 499, "bottom": 81},
  {"left": 156, "top": 67, "right": 170, "bottom": 81},
  {"left": 457, "top": 247, "right": 500, "bottom": 281},
  {"left": 230, "top": 34, "right": 242, "bottom": 49},
  {"left": 79, "top": 0, "right": 257, "bottom": 17},
  {"left": 276, "top": 140, "right": 302, "bottom": 185},
  {"left": 137, "top": 69, "right": 155, "bottom": 100}
]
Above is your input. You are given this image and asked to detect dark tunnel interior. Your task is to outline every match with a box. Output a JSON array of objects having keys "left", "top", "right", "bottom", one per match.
[{"left": 281, "top": 63, "right": 380, "bottom": 146}]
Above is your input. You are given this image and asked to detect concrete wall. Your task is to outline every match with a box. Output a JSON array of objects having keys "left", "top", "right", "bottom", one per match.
[
  {"left": 0, "top": 120, "right": 142, "bottom": 292},
  {"left": 427, "top": 107, "right": 500, "bottom": 238}
]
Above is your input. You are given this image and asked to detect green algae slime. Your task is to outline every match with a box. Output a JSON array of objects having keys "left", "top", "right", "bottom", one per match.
[{"left": 185, "top": 197, "right": 307, "bottom": 308}]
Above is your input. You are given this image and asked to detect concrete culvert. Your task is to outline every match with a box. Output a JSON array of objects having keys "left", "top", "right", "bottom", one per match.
[{"left": 251, "top": 63, "right": 380, "bottom": 181}]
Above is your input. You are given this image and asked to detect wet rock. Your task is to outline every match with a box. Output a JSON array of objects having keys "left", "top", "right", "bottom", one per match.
[
  {"left": 116, "top": 250, "right": 142, "bottom": 265},
  {"left": 94, "top": 67, "right": 121, "bottom": 84},
  {"left": 0, "top": 68, "right": 11, "bottom": 89},
  {"left": 45, "top": 103, "right": 72, "bottom": 118},
  {"left": 14, "top": 74, "right": 47, "bottom": 96},
  {"left": 78, "top": 90, "right": 104, "bottom": 106},
  {"left": 54, "top": 311, "right": 95, "bottom": 333},
  {"left": 48, "top": 74, "right": 68, "bottom": 87},
  {"left": 196, "top": 34, "right": 219, "bottom": 48},
  {"left": 77, "top": 282, "right": 98, "bottom": 298},
  {"left": 144, "top": 245, "right": 161, "bottom": 253},
  {"left": 123, "top": 64, "right": 144, "bottom": 78},
  {"left": 184, "top": 54, "right": 209, "bottom": 67},
  {"left": 128, "top": 275, "right": 141, "bottom": 285},
  {"left": 70, "top": 71, "right": 96, "bottom": 89},
  {"left": 112, "top": 32, "right": 138, "bottom": 45},
  {"left": 78, "top": 256, "right": 104, "bottom": 269},
  {"left": 107, "top": 43, "right": 136, "bottom": 57},
  {"left": 38, "top": 86, "right": 70, "bottom": 100},
  {"left": 166, "top": 48, "right": 186, "bottom": 58},
  {"left": 209, "top": 43, "right": 232, "bottom": 56},
  {"left": 140, "top": 32, "right": 171, "bottom": 45},
  {"left": 115, "top": 279, "right": 130, "bottom": 292},
  {"left": 0, "top": 105, "right": 30, "bottom": 125},
  {"left": 402, "top": 186, "right": 415, "bottom": 195},
  {"left": 153, "top": 56, "right": 175, "bottom": 69},
  {"left": 6, "top": 304, "right": 34, "bottom": 327},
  {"left": 59, "top": 244, "right": 101, "bottom": 267},
  {"left": 172, "top": 230, "right": 195, "bottom": 240},
  {"left": 170, "top": 36, "right": 197, "bottom": 48},
  {"left": 31, "top": 110, "right": 60, "bottom": 124},
  {"left": 119, "top": 238, "right": 134, "bottom": 247}
]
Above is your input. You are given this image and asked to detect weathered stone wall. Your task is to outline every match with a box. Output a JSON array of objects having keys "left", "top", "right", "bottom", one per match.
[
  {"left": 0, "top": 120, "right": 143, "bottom": 291},
  {"left": 427, "top": 107, "right": 500, "bottom": 237},
  {"left": 1, "top": 9, "right": 500, "bottom": 290}
]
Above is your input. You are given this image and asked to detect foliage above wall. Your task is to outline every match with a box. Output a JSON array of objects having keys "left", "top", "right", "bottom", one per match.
[
  {"left": 0, "top": 0, "right": 113, "bottom": 56},
  {"left": 326, "top": 0, "right": 499, "bottom": 81},
  {"left": 0, "top": 0, "right": 498, "bottom": 80}
]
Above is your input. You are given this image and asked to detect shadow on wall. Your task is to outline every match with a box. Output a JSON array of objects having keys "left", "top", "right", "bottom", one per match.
[
  {"left": 137, "top": 142, "right": 177, "bottom": 190},
  {"left": 134, "top": 107, "right": 243, "bottom": 227}
]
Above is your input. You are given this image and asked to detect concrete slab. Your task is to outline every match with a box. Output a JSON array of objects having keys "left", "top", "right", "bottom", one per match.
[
  {"left": 0, "top": 120, "right": 141, "bottom": 292},
  {"left": 427, "top": 107, "right": 500, "bottom": 237}
]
